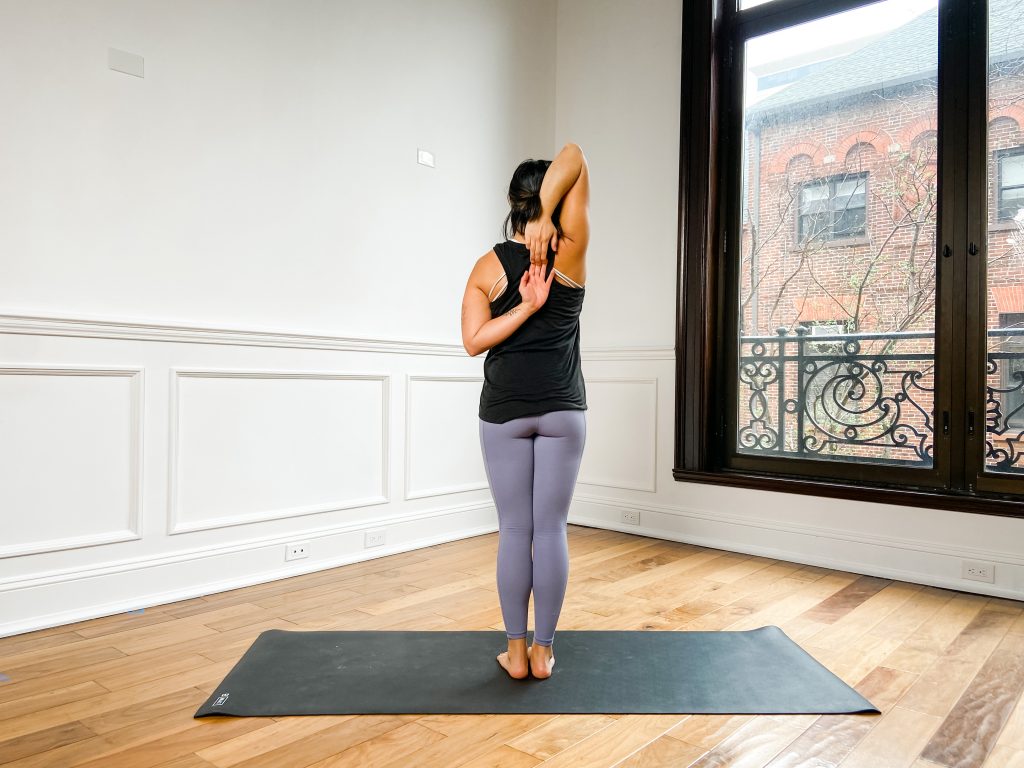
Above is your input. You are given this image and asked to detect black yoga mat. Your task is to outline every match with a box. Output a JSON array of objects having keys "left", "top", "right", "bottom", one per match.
[{"left": 194, "top": 626, "right": 879, "bottom": 717}]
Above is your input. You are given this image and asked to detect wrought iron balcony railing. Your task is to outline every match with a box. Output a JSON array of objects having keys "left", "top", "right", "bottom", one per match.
[{"left": 738, "top": 327, "right": 1024, "bottom": 472}]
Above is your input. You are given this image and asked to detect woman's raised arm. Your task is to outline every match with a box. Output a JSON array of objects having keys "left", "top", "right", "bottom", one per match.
[
  {"left": 539, "top": 143, "right": 584, "bottom": 216},
  {"left": 525, "top": 143, "right": 585, "bottom": 265}
]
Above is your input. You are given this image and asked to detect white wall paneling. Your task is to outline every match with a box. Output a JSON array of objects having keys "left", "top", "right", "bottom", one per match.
[
  {"left": 404, "top": 375, "right": 488, "bottom": 500},
  {"left": 168, "top": 368, "right": 390, "bottom": 535},
  {"left": 0, "top": 364, "right": 144, "bottom": 558},
  {"left": 576, "top": 377, "right": 658, "bottom": 492},
  {"left": 0, "top": 320, "right": 511, "bottom": 636}
]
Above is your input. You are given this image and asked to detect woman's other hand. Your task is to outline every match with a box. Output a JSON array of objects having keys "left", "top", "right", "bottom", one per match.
[
  {"left": 518, "top": 262, "right": 556, "bottom": 313},
  {"left": 524, "top": 216, "right": 559, "bottom": 266}
]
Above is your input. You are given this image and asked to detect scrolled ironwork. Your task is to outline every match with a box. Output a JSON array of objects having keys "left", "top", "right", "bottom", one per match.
[
  {"left": 984, "top": 334, "right": 1024, "bottom": 472},
  {"left": 738, "top": 327, "right": 1022, "bottom": 471},
  {"left": 737, "top": 328, "right": 943, "bottom": 467}
]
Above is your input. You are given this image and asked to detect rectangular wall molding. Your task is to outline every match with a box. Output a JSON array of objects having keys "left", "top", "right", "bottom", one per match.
[
  {"left": 167, "top": 368, "right": 390, "bottom": 535},
  {"left": 0, "top": 364, "right": 144, "bottom": 558},
  {"left": 577, "top": 377, "right": 659, "bottom": 492},
  {"left": 404, "top": 375, "right": 488, "bottom": 500}
]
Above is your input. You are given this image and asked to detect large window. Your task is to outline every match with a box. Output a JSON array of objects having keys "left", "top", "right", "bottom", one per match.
[{"left": 675, "top": 0, "right": 1024, "bottom": 516}]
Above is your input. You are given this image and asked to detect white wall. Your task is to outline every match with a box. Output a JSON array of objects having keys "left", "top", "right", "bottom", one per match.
[
  {"left": 554, "top": 0, "right": 1024, "bottom": 598},
  {"left": 0, "top": 0, "right": 555, "bottom": 342},
  {"left": 555, "top": 0, "right": 682, "bottom": 348},
  {"left": 2, "top": 0, "right": 1021, "bottom": 638}
]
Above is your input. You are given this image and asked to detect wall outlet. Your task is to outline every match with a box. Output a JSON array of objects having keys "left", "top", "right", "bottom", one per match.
[
  {"left": 286, "top": 541, "right": 309, "bottom": 561},
  {"left": 621, "top": 510, "right": 640, "bottom": 526},
  {"left": 365, "top": 529, "right": 386, "bottom": 548},
  {"left": 962, "top": 560, "right": 994, "bottom": 583}
]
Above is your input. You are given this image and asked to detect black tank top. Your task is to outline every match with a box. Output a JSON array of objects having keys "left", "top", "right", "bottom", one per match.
[{"left": 478, "top": 239, "right": 587, "bottom": 424}]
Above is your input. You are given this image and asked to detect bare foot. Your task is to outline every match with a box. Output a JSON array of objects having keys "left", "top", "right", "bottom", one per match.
[
  {"left": 528, "top": 643, "right": 555, "bottom": 679},
  {"left": 496, "top": 641, "right": 529, "bottom": 679}
]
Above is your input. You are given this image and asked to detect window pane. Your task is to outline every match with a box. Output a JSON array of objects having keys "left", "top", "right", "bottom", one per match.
[
  {"left": 1003, "top": 153, "right": 1024, "bottom": 186},
  {"left": 834, "top": 208, "right": 866, "bottom": 237},
  {"left": 799, "top": 183, "right": 829, "bottom": 211},
  {"left": 984, "top": 0, "right": 1024, "bottom": 474},
  {"left": 834, "top": 177, "right": 862, "bottom": 197},
  {"left": 1000, "top": 187, "right": 1024, "bottom": 220},
  {"left": 798, "top": 212, "right": 829, "bottom": 242},
  {"left": 737, "top": 0, "right": 938, "bottom": 467}
]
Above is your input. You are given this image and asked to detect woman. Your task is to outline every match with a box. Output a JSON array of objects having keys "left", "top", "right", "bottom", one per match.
[{"left": 461, "top": 142, "right": 590, "bottom": 680}]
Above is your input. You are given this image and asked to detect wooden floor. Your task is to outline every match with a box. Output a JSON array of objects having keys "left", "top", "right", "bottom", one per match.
[{"left": 1, "top": 524, "right": 1023, "bottom": 767}]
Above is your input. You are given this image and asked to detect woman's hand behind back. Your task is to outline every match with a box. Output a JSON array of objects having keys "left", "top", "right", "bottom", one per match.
[
  {"left": 518, "top": 262, "right": 556, "bottom": 313},
  {"left": 524, "top": 217, "right": 559, "bottom": 266}
]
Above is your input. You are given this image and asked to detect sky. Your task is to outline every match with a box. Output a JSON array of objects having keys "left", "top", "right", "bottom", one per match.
[{"left": 745, "top": 0, "right": 937, "bottom": 66}]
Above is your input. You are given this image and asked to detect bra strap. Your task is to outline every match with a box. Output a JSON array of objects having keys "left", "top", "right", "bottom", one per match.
[
  {"left": 552, "top": 268, "right": 585, "bottom": 289},
  {"left": 487, "top": 272, "right": 508, "bottom": 301}
]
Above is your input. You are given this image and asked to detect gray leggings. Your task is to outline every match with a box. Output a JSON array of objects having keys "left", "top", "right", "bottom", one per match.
[{"left": 479, "top": 409, "right": 587, "bottom": 647}]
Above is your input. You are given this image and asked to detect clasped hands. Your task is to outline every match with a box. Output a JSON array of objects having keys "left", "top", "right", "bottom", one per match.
[{"left": 518, "top": 216, "right": 560, "bottom": 314}]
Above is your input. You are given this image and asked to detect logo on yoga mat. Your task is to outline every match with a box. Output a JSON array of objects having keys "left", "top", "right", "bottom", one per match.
[{"left": 214, "top": 693, "right": 230, "bottom": 706}]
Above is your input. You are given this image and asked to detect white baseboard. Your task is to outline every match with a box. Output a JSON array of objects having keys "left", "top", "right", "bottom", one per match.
[
  {"left": 568, "top": 498, "right": 1024, "bottom": 601},
  {"left": 0, "top": 512, "right": 500, "bottom": 639}
]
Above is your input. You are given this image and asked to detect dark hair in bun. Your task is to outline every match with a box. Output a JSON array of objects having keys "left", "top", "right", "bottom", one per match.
[{"left": 502, "top": 159, "right": 564, "bottom": 240}]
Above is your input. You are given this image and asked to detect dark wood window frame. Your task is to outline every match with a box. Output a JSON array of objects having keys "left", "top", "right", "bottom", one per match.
[{"left": 673, "top": 0, "right": 1024, "bottom": 518}]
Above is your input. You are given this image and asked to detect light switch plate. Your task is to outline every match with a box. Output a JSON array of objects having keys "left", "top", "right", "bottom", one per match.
[
  {"left": 109, "top": 48, "right": 144, "bottom": 78},
  {"left": 417, "top": 148, "right": 435, "bottom": 168}
]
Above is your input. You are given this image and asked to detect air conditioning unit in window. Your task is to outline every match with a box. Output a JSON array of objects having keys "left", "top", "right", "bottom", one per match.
[{"left": 807, "top": 322, "right": 849, "bottom": 355}]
